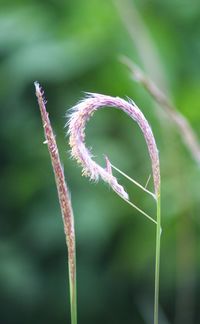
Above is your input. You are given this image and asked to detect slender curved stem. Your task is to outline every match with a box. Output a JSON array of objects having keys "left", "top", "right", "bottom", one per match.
[{"left": 154, "top": 193, "right": 161, "bottom": 324}]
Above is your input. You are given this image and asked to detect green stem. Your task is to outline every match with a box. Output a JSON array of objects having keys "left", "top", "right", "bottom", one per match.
[
  {"left": 69, "top": 254, "right": 77, "bottom": 324},
  {"left": 154, "top": 193, "right": 161, "bottom": 324}
]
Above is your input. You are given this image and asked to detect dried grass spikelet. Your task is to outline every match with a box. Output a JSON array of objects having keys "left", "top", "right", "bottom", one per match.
[
  {"left": 67, "top": 93, "right": 160, "bottom": 200},
  {"left": 35, "top": 82, "right": 77, "bottom": 324}
]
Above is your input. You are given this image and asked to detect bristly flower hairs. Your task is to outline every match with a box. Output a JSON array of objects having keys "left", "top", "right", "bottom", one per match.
[{"left": 67, "top": 93, "right": 161, "bottom": 324}]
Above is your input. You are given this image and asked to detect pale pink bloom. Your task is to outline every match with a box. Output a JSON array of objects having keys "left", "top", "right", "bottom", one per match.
[{"left": 67, "top": 93, "right": 160, "bottom": 199}]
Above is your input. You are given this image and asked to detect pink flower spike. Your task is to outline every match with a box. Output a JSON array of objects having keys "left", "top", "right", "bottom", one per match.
[
  {"left": 67, "top": 93, "right": 160, "bottom": 199},
  {"left": 35, "top": 82, "right": 77, "bottom": 324}
]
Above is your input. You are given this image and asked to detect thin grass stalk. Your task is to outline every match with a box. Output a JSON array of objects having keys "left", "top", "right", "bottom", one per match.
[
  {"left": 154, "top": 194, "right": 161, "bottom": 324},
  {"left": 34, "top": 82, "right": 77, "bottom": 324}
]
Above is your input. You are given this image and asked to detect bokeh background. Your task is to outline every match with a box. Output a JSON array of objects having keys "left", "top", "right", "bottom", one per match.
[{"left": 1, "top": 0, "right": 200, "bottom": 323}]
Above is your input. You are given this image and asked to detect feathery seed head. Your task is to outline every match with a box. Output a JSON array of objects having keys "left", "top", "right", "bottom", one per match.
[{"left": 67, "top": 93, "right": 160, "bottom": 199}]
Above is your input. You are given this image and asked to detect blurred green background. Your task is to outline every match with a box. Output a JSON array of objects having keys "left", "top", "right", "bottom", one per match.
[{"left": 1, "top": 0, "right": 200, "bottom": 323}]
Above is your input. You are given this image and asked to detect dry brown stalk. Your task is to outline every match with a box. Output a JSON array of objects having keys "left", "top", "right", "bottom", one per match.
[{"left": 121, "top": 56, "right": 200, "bottom": 165}]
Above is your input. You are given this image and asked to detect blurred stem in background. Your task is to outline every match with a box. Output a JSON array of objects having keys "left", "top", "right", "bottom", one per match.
[
  {"left": 113, "top": 0, "right": 168, "bottom": 92},
  {"left": 121, "top": 56, "right": 200, "bottom": 166},
  {"left": 35, "top": 83, "right": 77, "bottom": 324}
]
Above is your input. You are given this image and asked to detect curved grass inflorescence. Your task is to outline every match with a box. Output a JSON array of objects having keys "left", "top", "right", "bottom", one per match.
[
  {"left": 67, "top": 93, "right": 160, "bottom": 199},
  {"left": 67, "top": 93, "right": 161, "bottom": 324}
]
